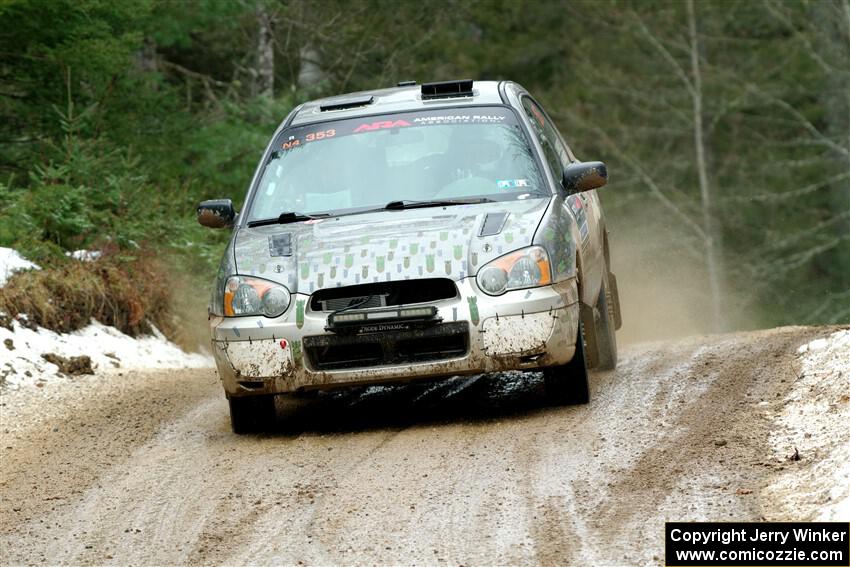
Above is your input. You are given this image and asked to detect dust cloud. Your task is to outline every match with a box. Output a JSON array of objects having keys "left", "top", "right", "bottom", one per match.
[
  {"left": 167, "top": 268, "right": 215, "bottom": 354},
  {"left": 608, "top": 218, "right": 754, "bottom": 344}
]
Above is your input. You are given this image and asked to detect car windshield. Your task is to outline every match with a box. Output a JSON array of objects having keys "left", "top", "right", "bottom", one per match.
[{"left": 246, "top": 106, "right": 547, "bottom": 222}]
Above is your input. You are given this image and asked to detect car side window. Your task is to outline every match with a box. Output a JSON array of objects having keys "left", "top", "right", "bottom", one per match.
[{"left": 521, "top": 97, "right": 570, "bottom": 180}]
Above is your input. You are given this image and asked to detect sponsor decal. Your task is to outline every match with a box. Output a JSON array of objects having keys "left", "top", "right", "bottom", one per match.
[
  {"left": 358, "top": 322, "right": 413, "bottom": 334},
  {"left": 497, "top": 179, "right": 529, "bottom": 189},
  {"left": 353, "top": 119, "right": 411, "bottom": 133},
  {"left": 412, "top": 114, "right": 507, "bottom": 124},
  {"left": 568, "top": 195, "right": 589, "bottom": 242}
]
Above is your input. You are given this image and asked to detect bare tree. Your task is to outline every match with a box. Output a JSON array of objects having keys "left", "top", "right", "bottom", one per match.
[
  {"left": 626, "top": 2, "right": 723, "bottom": 330},
  {"left": 255, "top": 2, "right": 274, "bottom": 97},
  {"left": 686, "top": 0, "right": 722, "bottom": 332}
]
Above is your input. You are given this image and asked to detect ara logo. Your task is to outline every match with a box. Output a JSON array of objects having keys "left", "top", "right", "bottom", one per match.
[{"left": 353, "top": 120, "right": 411, "bottom": 133}]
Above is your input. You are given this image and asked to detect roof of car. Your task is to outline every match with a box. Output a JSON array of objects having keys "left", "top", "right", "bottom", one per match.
[{"left": 289, "top": 80, "right": 507, "bottom": 126}]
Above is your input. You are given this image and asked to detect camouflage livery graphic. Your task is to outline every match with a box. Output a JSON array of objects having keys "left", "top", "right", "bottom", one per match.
[
  {"left": 290, "top": 340, "right": 303, "bottom": 366},
  {"left": 467, "top": 296, "right": 480, "bottom": 325},
  {"left": 295, "top": 300, "right": 305, "bottom": 329},
  {"left": 232, "top": 199, "right": 558, "bottom": 294}
]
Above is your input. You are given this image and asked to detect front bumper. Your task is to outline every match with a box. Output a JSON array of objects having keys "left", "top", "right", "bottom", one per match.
[{"left": 210, "top": 278, "right": 579, "bottom": 396}]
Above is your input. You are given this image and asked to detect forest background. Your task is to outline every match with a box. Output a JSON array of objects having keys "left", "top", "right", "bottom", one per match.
[{"left": 1, "top": 0, "right": 848, "bottom": 345}]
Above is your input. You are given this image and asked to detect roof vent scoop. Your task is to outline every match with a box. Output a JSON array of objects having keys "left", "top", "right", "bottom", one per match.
[
  {"left": 319, "top": 95, "right": 375, "bottom": 112},
  {"left": 420, "top": 79, "right": 474, "bottom": 100}
]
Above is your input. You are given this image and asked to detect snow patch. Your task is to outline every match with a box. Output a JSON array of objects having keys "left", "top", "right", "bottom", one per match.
[
  {"left": 66, "top": 249, "right": 102, "bottom": 262},
  {"left": 1, "top": 247, "right": 211, "bottom": 388},
  {"left": 766, "top": 329, "right": 850, "bottom": 520},
  {"left": 0, "top": 247, "right": 40, "bottom": 287},
  {"left": 1, "top": 319, "right": 212, "bottom": 389}
]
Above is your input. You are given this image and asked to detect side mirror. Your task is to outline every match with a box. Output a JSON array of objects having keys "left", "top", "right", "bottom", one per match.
[
  {"left": 562, "top": 161, "right": 608, "bottom": 193},
  {"left": 197, "top": 199, "right": 236, "bottom": 229}
]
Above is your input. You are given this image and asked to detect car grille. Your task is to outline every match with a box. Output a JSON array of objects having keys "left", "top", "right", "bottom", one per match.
[
  {"left": 321, "top": 295, "right": 386, "bottom": 311},
  {"left": 303, "top": 322, "right": 469, "bottom": 371},
  {"left": 310, "top": 278, "right": 458, "bottom": 312}
]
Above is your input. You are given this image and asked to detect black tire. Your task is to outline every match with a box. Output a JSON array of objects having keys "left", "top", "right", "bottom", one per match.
[
  {"left": 228, "top": 394, "right": 276, "bottom": 434},
  {"left": 594, "top": 271, "right": 618, "bottom": 370},
  {"left": 544, "top": 322, "right": 590, "bottom": 405}
]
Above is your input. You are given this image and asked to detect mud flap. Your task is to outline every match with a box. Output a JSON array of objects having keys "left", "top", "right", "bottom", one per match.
[
  {"left": 609, "top": 272, "right": 622, "bottom": 331},
  {"left": 580, "top": 301, "right": 600, "bottom": 369}
]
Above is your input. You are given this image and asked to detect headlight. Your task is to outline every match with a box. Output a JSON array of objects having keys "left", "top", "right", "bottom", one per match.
[
  {"left": 476, "top": 246, "right": 552, "bottom": 296},
  {"left": 223, "top": 276, "right": 291, "bottom": 317}
]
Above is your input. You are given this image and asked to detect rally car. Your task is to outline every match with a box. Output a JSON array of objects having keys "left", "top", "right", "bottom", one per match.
[{"left": 198, "top": 79, "right": 621, "bottom": 433}]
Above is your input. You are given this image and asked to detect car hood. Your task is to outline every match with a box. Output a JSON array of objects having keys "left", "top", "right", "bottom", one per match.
[{"left": 232, "top": 198, "right": 550, "bottom": 294}]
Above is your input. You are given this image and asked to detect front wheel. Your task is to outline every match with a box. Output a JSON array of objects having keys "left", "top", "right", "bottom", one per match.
[
  {"left": 228, "top": 394, "right": 276, "bottom": 434},
  {"left": 543, "top": 322, "right": 590, "bottom": 405}
]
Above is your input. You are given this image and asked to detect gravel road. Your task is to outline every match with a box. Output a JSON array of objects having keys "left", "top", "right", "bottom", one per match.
[{"left": 1, "top": 325, "right": 847, "bottom": 566}]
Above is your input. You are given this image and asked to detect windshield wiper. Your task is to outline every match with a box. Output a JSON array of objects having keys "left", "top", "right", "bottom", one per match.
[
  {"left": 247, "top": 211, "right": 330, "bottom": 227},
  {"left": 384, "top": 197, "right": 495, "bottom": 211},
  {"left": 249, "top": 198, "right": 497, "bottom": 226}
]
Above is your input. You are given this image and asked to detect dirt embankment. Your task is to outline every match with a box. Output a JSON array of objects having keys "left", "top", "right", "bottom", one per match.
[{"left": 0, "top": 325, "right": 847, "bottom": 565}]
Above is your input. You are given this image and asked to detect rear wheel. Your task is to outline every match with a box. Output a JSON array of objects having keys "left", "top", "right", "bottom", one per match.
[
  {"left": 228, "top": 394, "right": 276, "bottom": 434},
  {"left": 544, "top": 322, "right": 590, "bottom": 405}
]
